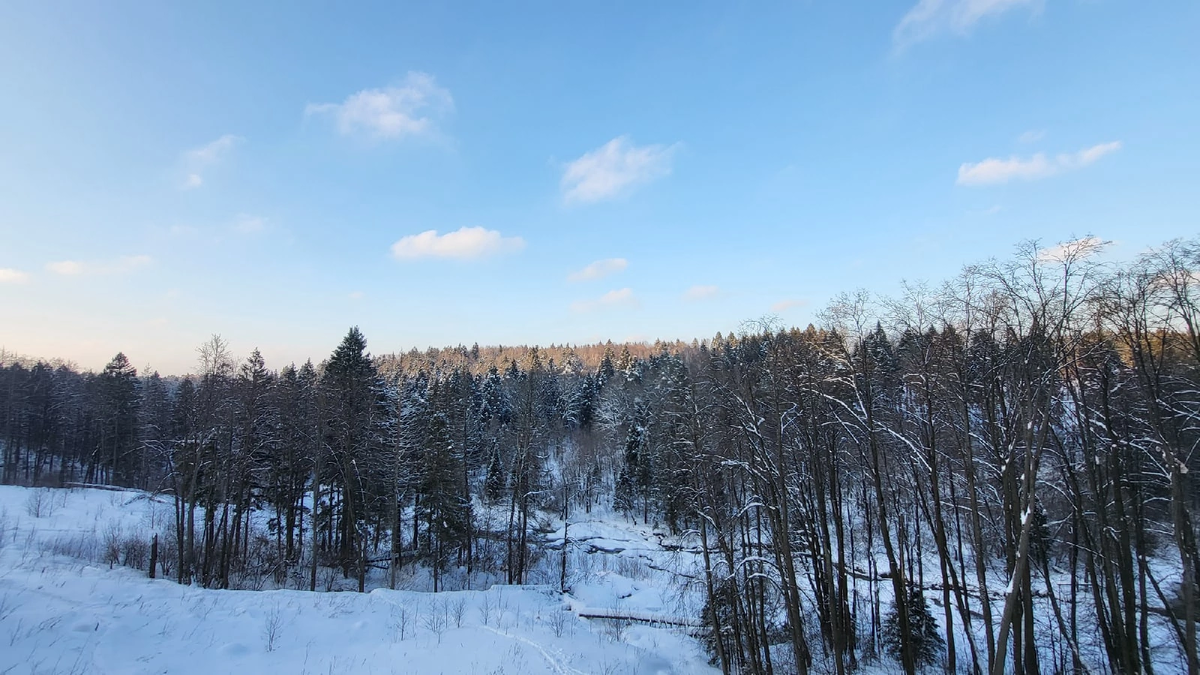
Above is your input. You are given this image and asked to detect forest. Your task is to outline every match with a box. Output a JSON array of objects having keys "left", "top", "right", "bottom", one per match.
[{"left": 2, "top": 236, "right": 1198, "bottom": 675}]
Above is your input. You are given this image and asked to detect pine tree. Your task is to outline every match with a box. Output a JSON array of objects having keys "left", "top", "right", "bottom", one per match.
[
  {"left": 883, "top": 586, "right": 945, "bottom": 669},
  {"left": 137, "top": 370, "right": 172, "bottom": 491},
  {"left": 321, "top": 327, "right": 382, "bottom": 592},
  {"left": 484, "top": 442, "right": 505, "bottom": 503},
  {"left": 98, "top": 352, "right": 139, "bottom": 485},
  {"left": 598, "top": 346, "right": 616, "bottom": 386},
  {"left": 418, "top": 395, "right": 469, "bottom": 592},
  {"left": 614, "top": 412, "right": 644, "bottom": 518},
  {"left": 614, "top": 464, "right": 635, "bottom": 515}
]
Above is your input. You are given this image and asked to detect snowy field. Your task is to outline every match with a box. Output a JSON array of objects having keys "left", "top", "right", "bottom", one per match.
[
  {"left": 2, "top": 484, "right": 1189, "bottom": 674},
  {"left": 0, "top": 485, "right": 717, "bottom": 675}
]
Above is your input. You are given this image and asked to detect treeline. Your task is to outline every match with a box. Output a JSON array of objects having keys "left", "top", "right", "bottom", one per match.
[
  {"left": 378, "top": 340, "right": 680, "bottom": 377},
  {"left": 1, "top": 236, "right": 1199, "bottom": 675},
  {"left": 0, "top": 327, "right": 639, "bottom": 596}
]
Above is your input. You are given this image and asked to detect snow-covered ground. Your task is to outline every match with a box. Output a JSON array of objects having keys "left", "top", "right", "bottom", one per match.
[
  {"left": 0, "top": 485, "right": 718, "bottom": 675},
  {"left": 4, "top": 484, "right": 1189, "bottom": 674}
]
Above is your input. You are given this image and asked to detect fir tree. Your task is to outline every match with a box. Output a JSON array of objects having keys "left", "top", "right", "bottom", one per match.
[
  {"left": 883, "top": 586, "right": 945, "bottom": 669},
  {"left": 98, "top": 352, "right": 140, "bottom": 485},
  {"left": 484, "top": 442, "right": 505, "bottom": 503}
]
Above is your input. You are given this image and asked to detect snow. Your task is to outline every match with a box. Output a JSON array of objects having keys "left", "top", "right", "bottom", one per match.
[
  {"left": 3, "top": 484, "right": 1189, "bottom": 674},
  {"left": 0, "top": 486, "right": 718, "bottom": 675}
]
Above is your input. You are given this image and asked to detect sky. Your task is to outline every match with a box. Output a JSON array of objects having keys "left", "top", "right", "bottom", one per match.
[{"left": 1, "top": 1, "right": 1197, "bottom": 375}]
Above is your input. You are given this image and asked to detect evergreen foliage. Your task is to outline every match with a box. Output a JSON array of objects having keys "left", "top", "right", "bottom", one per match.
[{"left": 883, "top": 586, "right": 945, "bottom": 669}]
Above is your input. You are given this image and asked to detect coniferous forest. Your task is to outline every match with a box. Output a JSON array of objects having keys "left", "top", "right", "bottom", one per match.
[{"left": 3, "top": 236, "right": 1199, "bottom": 675}]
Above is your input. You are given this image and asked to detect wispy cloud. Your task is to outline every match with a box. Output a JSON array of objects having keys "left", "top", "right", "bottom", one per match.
[
  {"left": 306, "top": 72, "right": 453, "bottom": 141},
  {"left": 1037, "top": 236, "right": 1107, "bottom": 262},
  {"left": 0, "top": 268, "right": 29, "bottom": 284},
  {"left": 186, "top": 135, "right": 241, "bottom": 164},
  {"left": 46, "top": 261, "right": 83, "bottom": 275},
  {"left": 894, "top": 0, "right": 1041, "bottom": 48},
  {"left": 957, "top": 141, "right": 1121, "bottom": 186},
  {"left": 182, "top": 134, "right": 242, "bottom": 189},
  {"left": 570, "top": 288, "right": 638, "bottom": 313},
  {"left": 561, "top": 136, "right": 678, "bottom": 204},
  {"left": 1018, "top": 129, "right": 1046, "bottom": 144},
  {"left": 233, "top": 214, "right": 268, "bottom": 234},
  {"left": 683, "top": 285, "right": 719, "bottom": 300},
  {"left": 568, "top": 258, "right": 628, "bottom": 282},
  {"left": 391, "top": 226, "right": 524, "bottom": 261},
  {"left": 45, "top": 255, "right": 152, "bottom": 276},
  {"left": 771, "top": 299, "right": 809, "bottom": 312}
]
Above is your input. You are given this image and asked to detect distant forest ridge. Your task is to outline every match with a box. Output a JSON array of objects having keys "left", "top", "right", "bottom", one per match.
[
  {"left": 0, "top": 340, "right": 700, "bottom": 379},
  {"left": 8, "top": 235, "right": 1194, "bottom": 380}
]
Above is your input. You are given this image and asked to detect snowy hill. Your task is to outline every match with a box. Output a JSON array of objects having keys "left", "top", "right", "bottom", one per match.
[{"left": 0, "top": 485, "right": 718, "bottom": 675}]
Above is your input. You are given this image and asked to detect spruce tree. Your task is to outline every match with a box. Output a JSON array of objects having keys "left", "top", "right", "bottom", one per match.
[
  {"left": 321, "top": 327, "right": 381, "bottom": 591},
  {"left": 99, "top": 352, "right": 139, "bottom": 485},
  {"left": 883, "top": 586, "right": 945, "bottom": 669}
]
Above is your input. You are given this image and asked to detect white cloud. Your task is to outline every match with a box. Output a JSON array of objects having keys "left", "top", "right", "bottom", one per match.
[
  {"left": 568, "top": 258, "right": 628, "bottom": 282},
  {"left": 120, "top": 255, "right": 152, "bottom": 270},
  {"left": 571, "top": 287, "right": 638, "bottom": 313},
  {"left": 561, "top": 136, "right": 678, "bottom": 204},
  {"left": 46, "top": 255, "right": 152, "bottom": 276},
  {"left": 233, "top": 214, "right": 267, "bottom": 234},
  {"left": 894, "top": 0, "right": 1041, "bottom": 48},
  {"left": 349, "top": 291, "right": 365, "bottom": 300},
  {"left": 957, "top": 141, "right": 1121, "bottom": 186},
  {"left": 187, "top": 135, "right": 241, "bottom": 164},
  {"left": 391, "top": 226, "right": 524, "bottom": 261},
  {"left": 683, "top": 285, "right": 719, "bottom": 300},
  {"left": 182, "top": 134, "right": 242, "bottom": 189},
  {"left": 771, "top": 299, "right": 809, "bottom": 312},
  {"left": 1018, "top": 129, "right": 1046, "bottom": 144},
  {"left": 598, "top": 288, "right": 636, "bottom": 306},
  {"left": 306, "top": 72, "right": 453, "bottom": 141},
  {"left": 1037, "top": 236, "right": 1107, "bottom": 262},
  {"left": 1074, "top": 141, "right": 1123, "bottom": 165},
  {"left": 46, "top": 260, "right": 84, "bottom": 275},
  {"left": 0, "top": 268, "right": 29, "bottom": 284}
]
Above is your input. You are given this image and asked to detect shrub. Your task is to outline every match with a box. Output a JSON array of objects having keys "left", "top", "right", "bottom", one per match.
[{"left": 24, "top": 489, "right": 54, "bottom": 518}]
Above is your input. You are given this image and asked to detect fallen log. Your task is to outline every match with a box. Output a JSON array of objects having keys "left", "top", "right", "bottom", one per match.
[{"left": 577, "top": 608, "right": 702, "bottom": 628}]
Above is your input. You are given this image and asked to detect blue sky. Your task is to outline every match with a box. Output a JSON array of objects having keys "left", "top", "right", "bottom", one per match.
[{"left": 1, "top": 1, "right": 1197, "bottom": 374}]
